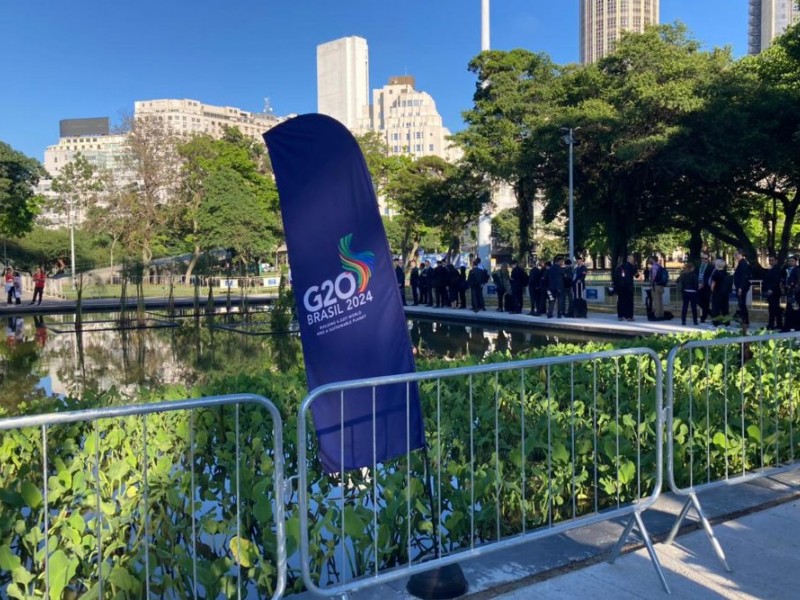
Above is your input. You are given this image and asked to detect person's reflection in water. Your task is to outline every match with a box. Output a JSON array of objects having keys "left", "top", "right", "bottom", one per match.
[
  {"left": 495, "top": 330, "right": 509, "bottom": 355},
  {"left": 34, "top": 315, "right": 48, "bottom": 348},
  {"left": 510, "top": 330, "right": 527, "bottom": 356},
  {"left": 6, "top": 317, "right": 15, "bottom": 347},
  {"left": 467, "top": 326, "right": 490, "bottom": 358},
  {"left": 415, "top": 320, "right": 435, "bottom": 356}
]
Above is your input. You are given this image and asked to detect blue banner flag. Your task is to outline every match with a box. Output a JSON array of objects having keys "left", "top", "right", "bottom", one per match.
[{"left": 264, "top": 114, "right": 425, "bottom": 473}]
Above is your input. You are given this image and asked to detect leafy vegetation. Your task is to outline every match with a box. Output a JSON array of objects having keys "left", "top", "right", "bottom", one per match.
[{"left": 1, "top": 331, "right": 797, "bottom": 598}]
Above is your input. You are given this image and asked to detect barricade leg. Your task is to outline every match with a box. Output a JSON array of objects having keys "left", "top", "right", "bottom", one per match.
[
  {"left": 608, "top": 510, "right": 672, "bottom": 594},
  {"left": 665, "top": 492, "right": 731, "bottom": 573},
  {"left": 609, "top": 509, "right": 670, "bottom": 594}
]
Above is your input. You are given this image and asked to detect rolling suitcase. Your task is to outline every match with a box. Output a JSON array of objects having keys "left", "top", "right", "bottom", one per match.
[{"left": 574, "top": 298, "right": 588, "bottom": 318}]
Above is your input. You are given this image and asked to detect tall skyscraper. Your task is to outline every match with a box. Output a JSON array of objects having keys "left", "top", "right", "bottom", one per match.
[
  {"left": 316, "top": 36, "right": 370, "bottom": 130},
  {"left": 579, "top": 0, "right": 660, "bottom": 64},
  {"left": 749, "top": 0, "right": 800, "bottom": 54}
]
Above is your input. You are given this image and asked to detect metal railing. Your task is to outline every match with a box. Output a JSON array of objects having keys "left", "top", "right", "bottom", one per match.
[
  {"left": 664, "top": 332, "right": 800, "bottom": 572},
  {"left": 0, "top": 394, "right": 286, "bottom": 600},
  {"left": 297, "top": 348, "right": 670, "bottom": 596}
]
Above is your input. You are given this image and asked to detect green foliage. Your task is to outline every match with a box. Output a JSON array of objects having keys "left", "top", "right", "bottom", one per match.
[
  {"left": 2, "top": 328, "right": 797, "bottom": 597},
  {"left": 0, "top": 142, "right": 43, "bottom": 239}
]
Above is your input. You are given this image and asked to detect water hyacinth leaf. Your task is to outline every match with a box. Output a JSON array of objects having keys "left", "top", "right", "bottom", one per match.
[
  {"left": 48, "top": 550, "right": 78, "bottom": 600},
  {"left": 230, "top": 536, "right": 260, "bottom": 568},
  {"left": 20, "top": 480, "right": 42, "bottom": 509},
  {"left": 0, "top": 545, "right": 21, "bottom": 570}
]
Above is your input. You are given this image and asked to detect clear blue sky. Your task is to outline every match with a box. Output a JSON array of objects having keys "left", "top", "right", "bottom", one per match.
[{"left": 0, "top": 0, "right": 748, "bottom": 164}]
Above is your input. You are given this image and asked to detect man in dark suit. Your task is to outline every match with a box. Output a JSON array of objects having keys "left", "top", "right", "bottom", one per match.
[
  {"left": 762, "top": 255, "right": 783, "bottom": 330},
  {"left": 527, "top": 261, "right": 543, "bottom": 315},
  {"left": 394, "top": 258, "right": 406, "bottom": 306},
  {"left": 697, "top": 252, "right": 714, "bottom": 323},
  {"left": 783, "top": 255, "right": 799, "bottom": 331},
  {"left": 409, "top": 259, "right": 420, "bottom": 305},
  {"left": 733, "top": 249, "right": 751, "bottom": 332},
  {"left": 547, "top": 257, "right": 565, "bottom": 318},
  {"left": 613, "top": 254, "right": 638, "bottom": 321},
  {"left": 510, "top": 259, "right": 527, "bottom": 314}
]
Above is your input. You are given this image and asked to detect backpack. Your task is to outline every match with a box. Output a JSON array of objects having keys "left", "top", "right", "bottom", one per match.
[{"left": 656, "top": 266, "right": 669, "bottom": 286}]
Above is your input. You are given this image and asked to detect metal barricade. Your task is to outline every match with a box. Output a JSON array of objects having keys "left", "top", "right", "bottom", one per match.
[
  {"left": 0, "top": 394, "right": 286, "bottom": 600},
  {"left": 297, "top": 348, "right": 669, "bottom": 596},
  {"left": 665, "top": 332, "right": 800, "bottom": 572}
]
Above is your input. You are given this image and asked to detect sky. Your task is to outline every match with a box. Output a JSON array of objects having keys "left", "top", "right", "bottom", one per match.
[{"left": 0, "top": 0, "right": 749, "bottom": 163}]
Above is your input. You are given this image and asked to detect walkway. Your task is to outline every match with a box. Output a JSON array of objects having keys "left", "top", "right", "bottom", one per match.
[{"left": 297, "top": 472, "right": 800, "bottom": 599}]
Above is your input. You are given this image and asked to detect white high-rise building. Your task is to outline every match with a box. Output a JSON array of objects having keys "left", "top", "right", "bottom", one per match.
[
  {"left": 316, "top": 36, "right": 370, "bottom": 130},
  {"left": 369, "top": 75, "right": 457, "bottom": 161},
  {"left": 749, "top": 0, "right": 800, "bottom": 54},
  {"left": 579, "top": 0, "right": 660, "bottom": 64}
]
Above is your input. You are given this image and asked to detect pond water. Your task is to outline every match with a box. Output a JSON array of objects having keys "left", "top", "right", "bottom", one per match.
[{"left": 0, "top": 310, "right": 621, "bottom": 410}]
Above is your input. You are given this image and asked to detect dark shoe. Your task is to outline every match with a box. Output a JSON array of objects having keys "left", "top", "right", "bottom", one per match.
[
  {"left": 627, "top": 318, "right": 635, "bottom": 322},
  {"left": 547, "top": 314, "right": 553, "bottom": 319},
  {"left": 618, "top": 317, "right": 624, "bottom": 321},
  {"left": 681, "top": 321, "right": 686, "bottom": 325}
]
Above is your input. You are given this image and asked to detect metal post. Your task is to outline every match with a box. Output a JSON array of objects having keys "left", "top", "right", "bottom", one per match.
[
  {"left": 69, "top": 198, "right": 76, "bottom": 289},
  {"left": 568, "top": 130, "right": 574, "bottom": 261}
]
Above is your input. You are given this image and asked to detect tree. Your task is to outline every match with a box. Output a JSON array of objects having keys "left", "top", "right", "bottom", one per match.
[
  {"left": 177, "top": 131, "right": 282, "bottom": 278},
  {"left": 51, "top": 154, "right": 103, "bottom": 276},
  {"left": 196, "top": 167, "right": 278, "bottom": 270},
  {"left": 119, "top": 113, "right": 182, "bottom": 264},
  {"left": 455, "top": 50, "right": 563, "bottom": 257},
  {"left": 0, "top": 141, "right": 42, "bottom": 240},
  {"left": 524, "top": 24, "right": 735, "bottom": 266}
]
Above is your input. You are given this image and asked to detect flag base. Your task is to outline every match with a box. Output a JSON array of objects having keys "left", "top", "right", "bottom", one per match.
[{"left": 406, "top": 563, "right": 468, "bottom": 599}]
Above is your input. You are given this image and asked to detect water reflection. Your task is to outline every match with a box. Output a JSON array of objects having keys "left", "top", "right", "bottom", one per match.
[{"left": 0, "top": 312, "right": 619, "bottom": 410}]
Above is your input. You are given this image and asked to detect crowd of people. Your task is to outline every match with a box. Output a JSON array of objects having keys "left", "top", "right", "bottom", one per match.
[
  {"left": 396, "top": 250, "right": 800, "bottom": 332},
  {"left": 400, "top": 255, "right": 589, "bottom": 318}
]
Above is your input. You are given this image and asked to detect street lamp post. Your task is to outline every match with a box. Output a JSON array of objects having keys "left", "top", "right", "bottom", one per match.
[{"left": 560, "top": 127, "right": 578, "bottom": 260}]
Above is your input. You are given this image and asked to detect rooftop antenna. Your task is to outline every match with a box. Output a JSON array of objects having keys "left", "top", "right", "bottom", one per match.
[{"left": 263, "top": 97, "right": 274, "bottom": 115}]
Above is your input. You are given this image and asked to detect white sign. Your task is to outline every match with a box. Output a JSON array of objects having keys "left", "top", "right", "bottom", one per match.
[
  {"left": 263, "top": 277, "right": 281, "bottom": 287},
  {"left": 220, "top": 279, "right": 238, "bottom": 289}
]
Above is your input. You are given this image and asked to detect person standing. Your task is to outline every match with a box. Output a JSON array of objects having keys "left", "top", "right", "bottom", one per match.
[
  {"left": 493, "top": 263, "right": 510, "bottom": 311},
  {"left": 697, "top": 252, "right": 714, "bottom": 323},
  {"left": 527, "top": 261, "right": 543, "bottom": 316},
  {"left": 433, "top": 260, "right": 449, "bottom": 308},
  {"left": 31, "top": 267, "right": 46, "bottom": 306},
  {"left": 538, "top": 261, "right": 550, "bottom": 316},
  {"left": 468, "top": 259, "right": 486, "bottom": 312},
  {"left": 510, "top": 260, "right": 527, "bottom": 314},
  {"left": 457, "top": 266, "right": 467, "bottom": 309},
  {"left": 547, "top": 257, "right": 565, "bottom": 318},
  {"left": 446, "top": 260, "right": 460, "bottom": 308},
  {"left": 710, "top": 258, "right": 731, "bottom": 326},
  {"left": 4, "top": 267, "right": 14, "bottom": 305},
  {"left": 677, "top": 262, "right": 699, "bottom": 325},
  {"left": 394, "top": 258, "right": 407, "bottom": 306},
  {"left": 409, "top": 260, "right": 420, "bottom": 305},
  {"left": 650, "top": 256, "right": 666, "bottom": 319},
  {"left": 12, "top": 271, "right": 22, "bottom": 305},
  {"left": 782, "top": 255, "right": 799, "bottom": 331},
  {"left": 572, "top": 256, "right": 588, "bottom": 317},
  {"left": 733, "top": 249, "right": 751, "bottom": 332},
  {"left": 762, "top": 255, "right": 783, "bottom": 330},
  {"left": 562, "top": 258, "right": 575, "bottom": 317},
  {"left": 420, "top": 260, "right": 432, "bottom": 306},
  {"left": 613, "top": 255, "right": 637, "bottom": 321}
]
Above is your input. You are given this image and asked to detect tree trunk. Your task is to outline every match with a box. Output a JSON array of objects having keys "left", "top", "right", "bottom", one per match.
[
  {"left": 777, "top": 193, "right": 799, "bottom": 263},
  {"left": 515, "top": 179, "right": 534, "bottom": 260},
  {"left": 688, "top": 227, "right": 703, "bottom": 262},
  {"left": 185, "top": 244, "right": 201, "bottom": 280}
]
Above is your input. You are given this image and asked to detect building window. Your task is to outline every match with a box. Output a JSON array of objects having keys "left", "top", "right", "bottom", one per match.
[{"left": 429, "top": 144, "right": 434, "bottom": 152}]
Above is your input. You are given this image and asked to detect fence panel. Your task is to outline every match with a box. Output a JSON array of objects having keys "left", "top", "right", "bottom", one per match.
[
  {"left": 297, "top": 348, "right": 668, "bottom": 597},
  {"left": 0, "top": 394, "right": 286, "bottom": 600},
  {"left": 665, "top": 332, "right": 800, "bottom": 572}
]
